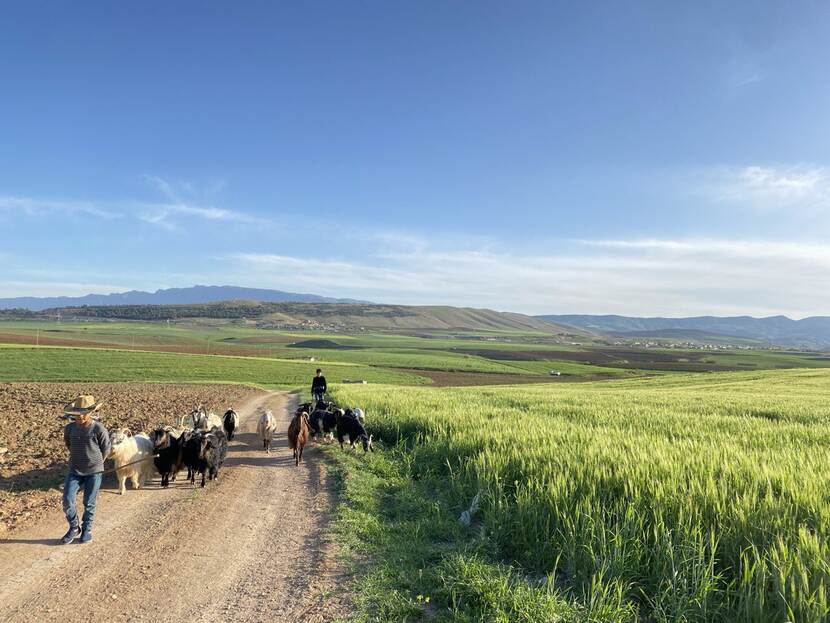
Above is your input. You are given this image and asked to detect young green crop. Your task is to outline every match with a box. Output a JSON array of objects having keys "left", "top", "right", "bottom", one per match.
[
  {"left": 332, "top": 369, "right": 830, "bottom": 622},
  {"left": 0, "top": 346, "right": 429, "bottom": 387}
]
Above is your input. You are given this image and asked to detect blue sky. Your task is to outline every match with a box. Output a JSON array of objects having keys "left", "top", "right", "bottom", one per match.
[{"left": 2, "top": 1, "right": 829, "bottom": 316}]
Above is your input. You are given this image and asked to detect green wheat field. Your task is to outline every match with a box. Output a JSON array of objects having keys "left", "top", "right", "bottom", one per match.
[{"left": 331, "top": 370, "right": 830, "bottom": 622}]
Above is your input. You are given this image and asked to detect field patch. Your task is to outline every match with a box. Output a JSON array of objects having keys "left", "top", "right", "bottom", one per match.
[
  {"left": 0, "top": 346, "right": 429, "bottom": 387},
  {"left": 281, "top": 347, "right": 535, "bottom": 375}
]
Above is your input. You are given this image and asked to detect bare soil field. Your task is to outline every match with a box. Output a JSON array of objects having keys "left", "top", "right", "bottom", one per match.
[
  {"left": 453, "top": 347, "right": 747, "bottom": 372},
  {"left": 0, "top": 382, "right": 261, "bottom": 533},
  {"left": 0, "top": 390, "right": 351, "bottom": 622},
  {"left": 400, "top": 368, "right": 603, "bottom": 386}
]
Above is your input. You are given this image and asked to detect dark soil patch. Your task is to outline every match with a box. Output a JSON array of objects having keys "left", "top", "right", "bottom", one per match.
[
  {"left": 219, "top": 335, "right": 295, "bottom": 345},
  {"left": 289, "top": 339, "right": 361, "bottom": 350},
  {"left": 453, "top": 347, "right": 710, "bottom": 364},
  {"left": 401, "top": 369, "right": 623, "bottom": 387},
  {"left": 450, "top": 347, "right": 749, "bottom": 372}
]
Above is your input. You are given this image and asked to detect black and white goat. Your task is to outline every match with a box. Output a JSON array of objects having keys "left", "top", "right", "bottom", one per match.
[
  {"left": 223, "top": 409, "right": 239, "bottom": 440},
  {"left": 181, "top": 405, "right": 223, "bottom": 431},
  {"left": 309, "top": 406, "right": 339, "bottom": 442},
  {"left": 336, "top": 409, "right": 373, "bottom": 452}
]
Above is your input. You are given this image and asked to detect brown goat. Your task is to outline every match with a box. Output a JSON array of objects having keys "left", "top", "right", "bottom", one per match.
[{"left": 287, "top": 411, "right": 310, "bottom": 466}]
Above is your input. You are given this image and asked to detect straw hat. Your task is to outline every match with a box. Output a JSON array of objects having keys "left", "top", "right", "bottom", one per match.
[{"left": 64, "top": 395, "right": 103, "bottom": 416}]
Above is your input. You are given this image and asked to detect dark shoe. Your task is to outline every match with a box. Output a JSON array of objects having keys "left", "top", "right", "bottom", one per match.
[
  {"left": 61, "top": 525, "right": 81, "bottom": 545},
  {"left": 80, "top": 529, "right": 93, "bottom": 544}
]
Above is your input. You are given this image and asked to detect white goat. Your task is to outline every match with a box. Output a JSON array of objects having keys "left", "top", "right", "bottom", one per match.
[
  {"left": 256, "top": 409, "right": 278, "bottom": 453},
  {"left": 108, "top": 428, "right": 156, "bottom": 495},
  {"left": 205, "top": 411, "right": 223, "bottom": 430}
]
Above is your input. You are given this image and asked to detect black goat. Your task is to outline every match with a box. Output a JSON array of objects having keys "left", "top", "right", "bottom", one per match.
[
  {"left": 193, "top": 428, "right": 228, "bottom": 487},
  {"left": 336, "top": 410, "right": 374, "bottom": 452},
  {"left": 211, "top": 426, "right": 229, "bottom": 469},
  {"left": 182, "top": 430, "right": 208, "bottom": 486},
  {"left": 223, "top": 409, "right": 239, "bottom": 440},
  {"left": 148, "top": 427, "right": 184, "bottom": 488}
]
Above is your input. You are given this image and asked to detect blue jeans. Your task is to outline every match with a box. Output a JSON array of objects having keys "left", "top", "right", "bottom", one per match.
[{"left": 62, "top": 470, "right": 102, "bottom": 530}]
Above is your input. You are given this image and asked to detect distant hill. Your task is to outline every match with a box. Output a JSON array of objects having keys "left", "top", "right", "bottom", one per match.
[
  {"left": 33, "top": 300, "right": 582, "bottom": 334},
  {"left": 538, "top": 314, "right": 830, "bottom": 349},
  {"left": 0, "top": 285, "right": 368, "bottom": 311}
]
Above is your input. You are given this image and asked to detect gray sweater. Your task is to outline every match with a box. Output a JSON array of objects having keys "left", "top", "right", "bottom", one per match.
[{"left": 64, "top": 421, "right": 111, "bottom": 476}]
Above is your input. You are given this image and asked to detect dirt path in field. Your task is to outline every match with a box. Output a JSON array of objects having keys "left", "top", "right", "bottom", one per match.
[{"left": 0, "top": 391, "right": 351, "bottom": 623}]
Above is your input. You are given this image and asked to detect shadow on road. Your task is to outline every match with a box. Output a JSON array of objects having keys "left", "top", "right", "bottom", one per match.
[{"left": 0, "top": 537, "right": 61, "bottom": 547}]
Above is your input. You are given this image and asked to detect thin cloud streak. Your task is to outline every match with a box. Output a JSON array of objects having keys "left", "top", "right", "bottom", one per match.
[
  {"left": 228, "top": 238, "right": 830, "bottom": 318},
  {"left": 135, "top": 201, "right": 268, "bottom": 230},
  {"left": 0, "top": 194, "right": 270, "bottom": 230},
  {"left": 711, "top": 165, "right": 830, "bottom": 214},
  {"left": 582, "top": 239, "right": 830, "bottom": 264},
  {"left": 0, "top": 196, "right": 122, "bottom": 219}
]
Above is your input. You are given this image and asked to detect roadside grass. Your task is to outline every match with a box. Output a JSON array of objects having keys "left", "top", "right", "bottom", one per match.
[
  {"left": 329, "top": 370, "right": 830, "bottom": 622},
  {"left": 0, "top": 346, "right": 428, "bottom": 387},
  {"left": 322, "top": 442, "right": 592, "bottom": 622}
]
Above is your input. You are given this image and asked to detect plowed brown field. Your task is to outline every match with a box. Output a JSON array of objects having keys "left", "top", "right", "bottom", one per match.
[{"left": 0, "top": 382, "right": 260, "bottom": 533}]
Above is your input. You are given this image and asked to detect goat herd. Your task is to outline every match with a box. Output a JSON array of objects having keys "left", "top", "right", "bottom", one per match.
[
  {"left": 106, "top": 400, "right": 373, "bottom": 495},
  {"left": 285, "top": 400, "right": 373, "bottom": 466}
]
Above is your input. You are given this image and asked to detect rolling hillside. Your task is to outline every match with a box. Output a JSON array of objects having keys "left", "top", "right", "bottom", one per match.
[
  {"left": 23, "top": 301, "right": 584, "bottom": 334},
  {"left": 540, "top": 314, "right": 830, "bottom": 349}
]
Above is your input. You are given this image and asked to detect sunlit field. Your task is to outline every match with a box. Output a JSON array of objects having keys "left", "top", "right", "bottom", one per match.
[
  {"left": 0, "top": 346, "right": 428, "bottom": 387},
  {"left": 332, "top": 370, "right": 830, "bottom": 621}
]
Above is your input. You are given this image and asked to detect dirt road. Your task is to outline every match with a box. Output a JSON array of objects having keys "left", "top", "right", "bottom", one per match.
[{"left": 0, "top": 391, "right": 351, "bottom": 622}]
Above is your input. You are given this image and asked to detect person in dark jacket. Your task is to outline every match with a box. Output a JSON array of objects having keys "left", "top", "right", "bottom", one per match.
[
  {"left": 61, "top": 395, "right": 111, "bottom": 544},
  {"left": 311, "top": 369, "right": 327, "bottom": 403}
]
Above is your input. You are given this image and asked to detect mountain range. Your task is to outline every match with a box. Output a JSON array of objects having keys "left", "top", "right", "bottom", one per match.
[
  {"left": 539, "top": 314, "right": 830, "bottom": 349},
  {"left": 0, "top": 285, "right": 367, "bottom": 311}
]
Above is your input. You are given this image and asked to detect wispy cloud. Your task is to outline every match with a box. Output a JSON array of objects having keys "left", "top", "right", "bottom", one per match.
[
  {"left": 135, "top": 201, "right": 266, "bottom": 230},
  {"left": 0, "top": 176, "right": 269, "bottom": 230},
  {"left": 227, "top": 237, "right": 830, "bottom": 318},
  {"left": 724, "top": 57, "right": 764, "bottom": 94},
  {"left": 584, "top": 238, "right": 830, "bottom": 264},
  {"left": 0, "top": 196, "right": 122, "bottom": 219},
  {"left": 135, "top": 175, "right": 267, "bottom": 230},
  {"left": 709, "top": 164, "right": 830, "bottom": 214}
]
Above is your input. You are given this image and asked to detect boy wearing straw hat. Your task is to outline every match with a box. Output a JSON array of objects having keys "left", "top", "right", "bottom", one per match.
[{"left": 61, "top": 395, "right": 111, "bottom": 544}]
